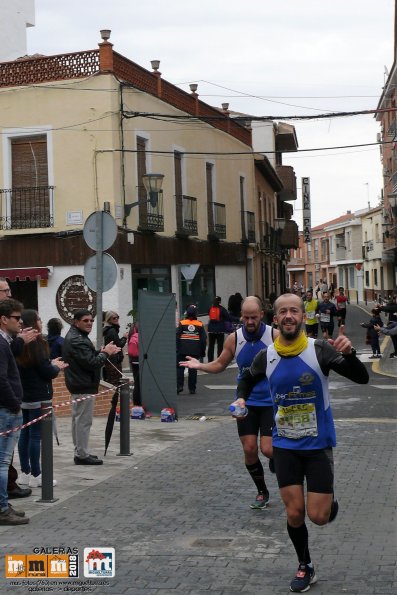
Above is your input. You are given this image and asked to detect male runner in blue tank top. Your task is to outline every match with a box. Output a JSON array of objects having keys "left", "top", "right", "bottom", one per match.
[
  {"left": 180, "top": 296, "right": 279, "bottom": 509},
  {"left": 236, "top": 293, "right": 369, "bottom": 593}
]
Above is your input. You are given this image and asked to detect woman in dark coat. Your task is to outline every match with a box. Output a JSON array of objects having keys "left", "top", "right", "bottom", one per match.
[
  {"left": 103, "top": 311, "right": 128, "bottom": 385},
  {"left": 16, "top": 310, "right": 67, "bottom": 487}
]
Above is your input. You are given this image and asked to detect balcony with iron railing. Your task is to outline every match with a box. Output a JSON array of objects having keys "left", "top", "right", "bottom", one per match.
[
  {"left": 288, "top": 256, "right": 305, "bottom": 267},
  {"left": 392, "top": 170, "right": 397, "bottom": 194},
  {"left": 176, "top": 195, "right": 198, "bottom": 237},
  {"left": 242, "top": 211, "right": 256, "bottom": 244},
  {"left": 279, "top": 220, "right": 299, "bottom": 249},
  {"left": 0, "top": 186, "right": 54, "bottom": 230},
  {"left": 208, "top": 202, "right": 226, "bottom": 239},
  {"left": 260, "top": 225, "right": 281, "bottom": 255},
  {"left": 136, "top": 187, "right": 164, "bottom": 232}
]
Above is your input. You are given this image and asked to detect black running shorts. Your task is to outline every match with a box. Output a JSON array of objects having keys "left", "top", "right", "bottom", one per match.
[
  {"left": 236, "top": 405, "right": 273, "bottom": 438},
  {"left": 273, "top": 446, "right": 334, "bottom": 493}
]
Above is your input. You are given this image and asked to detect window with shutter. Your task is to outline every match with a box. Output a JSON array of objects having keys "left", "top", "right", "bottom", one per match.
[{"left": 11, "top": 135, "right": 51, "bottom": 228}]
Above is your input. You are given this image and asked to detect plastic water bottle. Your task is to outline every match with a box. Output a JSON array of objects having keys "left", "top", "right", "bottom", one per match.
[
  {"left": 161, "top": 408, "right": 176, "bottom": 423},
  {"left": 229, "top": 403, "right": 248, "bottom": 418}
]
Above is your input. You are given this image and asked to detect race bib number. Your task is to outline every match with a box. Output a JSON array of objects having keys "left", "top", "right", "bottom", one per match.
[
  {"left": 306, "top": 311, "right": 315, "bottom": 320},
  {"left": 275, "top": 403, "right": 318, "bottom": 439},
  {"left": 320, "top": 312, "right": 330, "bottom": 322}
]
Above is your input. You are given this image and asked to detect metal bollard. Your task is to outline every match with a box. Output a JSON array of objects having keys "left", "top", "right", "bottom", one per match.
[
  {"left": 37, "top": 401, "right": 58, "bottom": 503},
  {"left": 118, "top": 382, "right": 132, "bottom": 456}
]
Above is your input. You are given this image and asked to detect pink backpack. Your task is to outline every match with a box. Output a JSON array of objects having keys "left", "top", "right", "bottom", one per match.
[{"left": 128, "top": 331, "right": 139, "bottom": 358}]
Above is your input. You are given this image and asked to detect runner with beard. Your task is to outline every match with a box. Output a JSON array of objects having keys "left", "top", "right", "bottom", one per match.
[
  {"left": 180, "top": 296, "right": 279, "bottom": 509},
  {"left": 235, "top": 293, "right": 368, "bottom": 593}
]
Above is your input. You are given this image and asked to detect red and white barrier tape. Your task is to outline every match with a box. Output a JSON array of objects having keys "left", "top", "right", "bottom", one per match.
[{"left": 0, "top": 378, "right": 131, "bottom": 437}]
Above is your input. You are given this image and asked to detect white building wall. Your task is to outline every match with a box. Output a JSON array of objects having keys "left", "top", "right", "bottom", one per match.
[
  {"left": 0, "top": 0, "right": 35, "bottom": 62},
  {"left": 215, "top": 265, "right": 246, "bottom": 307},
  {"left": 251, "top": 121, "right": 276, "bottom": 167},
  {"left": 37, "top": 264, "right": 132, "bottom": 344}
]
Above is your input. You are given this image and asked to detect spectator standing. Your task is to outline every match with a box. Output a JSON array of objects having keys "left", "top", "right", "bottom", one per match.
[
  {"left": 335, "top": 287, "right": 349, "bottom": 327},
  {"left": 46, "top": 317, "right": 64, "bottom": 359},
  {"left": 228, "top": 292, "right": 243, "bottom": 322},
  {"left": 0, "top": 298, "right": 29, "bottom": 524},
  {"left": 0, "top": 279, "right": 36, "bottom": 501},
  {"left": 16, "top": 310, "right": 67, "bottom": 488},
  {"left": 103, "top": 311, "right": 128, "bottom": 386},
  {"left": 176, "top": 305, "right": 206, "bottom": 394},
  {"left": 360, "top": 308, "right": 383, "bottom": 358},
  {"left": 377, "top": 293, "right": 397, "bottom": 324},
  {"left": 316, "top": 292, "right": 338, "bottom": 339},
  {"left": 207, "top": 296, "right": 231, "bottom": 362},
  {"left": 62, "top": 309, "right": 121, "bottom": 465},
  {"left": 128, "top": 322, "right": 141, "bottom": 405},
  {"left": 374, "top": 319, "right": 397, "bottom": 359}
]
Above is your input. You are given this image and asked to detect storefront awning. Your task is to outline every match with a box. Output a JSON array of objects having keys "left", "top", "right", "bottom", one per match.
[{"left": 0, "top": 267, "right": 50, "bottom": 281}]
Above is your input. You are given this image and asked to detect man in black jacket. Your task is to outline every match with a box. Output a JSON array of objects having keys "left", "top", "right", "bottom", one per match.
[
  {"left": 0, "top": 298, "right": 29, "bottom": 524},
  {"left": 63, "top": 309, "right": 120, "bottom": 465}
]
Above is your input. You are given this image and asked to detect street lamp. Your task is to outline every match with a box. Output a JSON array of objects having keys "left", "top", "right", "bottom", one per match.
[
  {"left": 142, "top": 173, "right": 164, "bottom": 208},
  {"left": 124, "top": 173, "right": 164, "bottom": 217}
]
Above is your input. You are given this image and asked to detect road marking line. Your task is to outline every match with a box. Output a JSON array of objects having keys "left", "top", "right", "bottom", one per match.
[
  {"left": 204, "top": 385, "right": 236, "bottom": 390},
  {"left": 371, "top": 385, "right": 397, "bottom": 389}
]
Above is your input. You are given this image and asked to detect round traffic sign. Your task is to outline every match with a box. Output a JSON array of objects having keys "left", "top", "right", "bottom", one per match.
[
  {"left": 83, "top": 211, "right": 117, "bottom": 251},
  {"left": 84, "top": 253, "right": 118, "bottom": 292}
]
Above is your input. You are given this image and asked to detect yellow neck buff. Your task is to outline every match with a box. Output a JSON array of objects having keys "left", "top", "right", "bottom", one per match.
[{"left": 274, "top": 331, "right": 308, "bottom": 357}]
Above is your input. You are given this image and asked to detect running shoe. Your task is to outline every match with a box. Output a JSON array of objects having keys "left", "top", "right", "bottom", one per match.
[
  {"left": 249, "top": 489, "right": 269, "bottom": 509},
  {"left": 290, "top": 563, "right": 317, "bottom": 592}
]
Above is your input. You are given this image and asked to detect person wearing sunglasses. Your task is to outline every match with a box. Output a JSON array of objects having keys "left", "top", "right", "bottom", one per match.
[
  {"left": 62, "top": 309, "right": 121, "bottom": 465},
  {"left": 0, "top": 279, "right": 38, "bottom": 501},
  {"left": 0, "top": 298, "right": 29, "bottom": 524}
]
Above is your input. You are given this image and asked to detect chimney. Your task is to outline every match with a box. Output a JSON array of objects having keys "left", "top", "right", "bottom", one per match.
[
  {"left": 151, "top": 60, "right": 162, "bottom": 97},
  {"left": 99, "top": 29, "right": 113, "bottom": 72}
]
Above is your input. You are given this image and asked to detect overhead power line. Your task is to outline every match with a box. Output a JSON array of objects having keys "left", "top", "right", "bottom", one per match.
[{"left": 124, "top": 106, "right": 397, "bottom": 122}]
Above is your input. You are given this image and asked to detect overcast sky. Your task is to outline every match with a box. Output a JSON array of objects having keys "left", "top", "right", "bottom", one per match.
[{"left": 27, "top": 0, "right": 395, "bottom": 227}]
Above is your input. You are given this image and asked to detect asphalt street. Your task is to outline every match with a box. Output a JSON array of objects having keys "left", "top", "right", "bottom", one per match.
[{"left": 0, "top": 304, "right": 396, "bottom": 594}]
